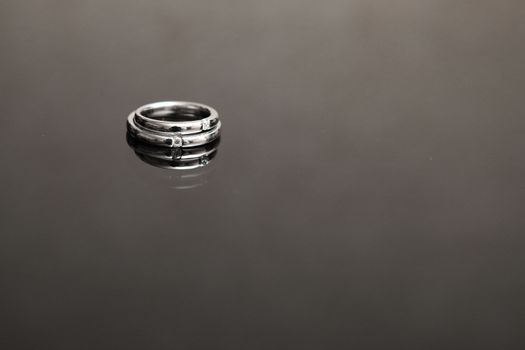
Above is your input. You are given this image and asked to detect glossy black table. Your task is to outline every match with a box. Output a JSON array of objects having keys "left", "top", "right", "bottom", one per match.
[{"left": 1, "top": 1, "right": 524, "bottom": 349}]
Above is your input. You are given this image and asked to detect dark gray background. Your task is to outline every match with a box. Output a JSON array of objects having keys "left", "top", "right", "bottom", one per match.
[{"left": 1, "top": 1, "right": 525, "bottom": 349}]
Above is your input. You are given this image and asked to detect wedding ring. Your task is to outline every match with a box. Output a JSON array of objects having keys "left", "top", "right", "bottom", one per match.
[
  {"left": 126, "top": 133, "right": 220, "bottom": 170},
  {"left": 134, "top": 101, "right": 219, "bottom": 134},
  {"left": 126, "top": 101, "right": 221, "bottom": 148}
]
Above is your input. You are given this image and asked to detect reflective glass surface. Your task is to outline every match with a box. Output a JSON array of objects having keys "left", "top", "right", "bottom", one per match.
[{"left": 1, "top": 1, "right": 525, "bottom": 349}]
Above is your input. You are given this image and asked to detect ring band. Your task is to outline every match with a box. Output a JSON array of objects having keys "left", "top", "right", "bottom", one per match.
[
  {"left": 127, "top": 112, "right": 221, "bottom": 148},
  {"left": 126, "top": 133, "right": 220, "bottom": 170},
  {"left": 134, "top": 101, "right": 219, "bottom": 134}
]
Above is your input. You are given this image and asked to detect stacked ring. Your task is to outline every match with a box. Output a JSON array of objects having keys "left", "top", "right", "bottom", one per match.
[
  {"left": 126, "top": 133, "right": 220, "bottom": 170},
  {"left": 126, "top": 101, "right": 222, "bottom": 148}
]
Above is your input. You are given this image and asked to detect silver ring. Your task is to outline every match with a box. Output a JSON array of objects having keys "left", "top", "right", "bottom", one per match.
[
  {"left": 126, "top": 133, "right": 220, "bottom": 170},
  {"left": 127, "top": 112, "right": 221, "bottom": 148},
  {"left": 134, "top": 101, "right": 219, "bottom": 134}
]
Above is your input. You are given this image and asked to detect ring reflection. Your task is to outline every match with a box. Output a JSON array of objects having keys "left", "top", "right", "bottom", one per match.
[{"left": 126, "top": 133, "right": 220, "bottom": 189}]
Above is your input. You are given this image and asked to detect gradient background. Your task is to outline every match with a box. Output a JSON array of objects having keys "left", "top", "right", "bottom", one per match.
[{"left": 1, "top": 1, "right": 525, "bottom": 349}]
